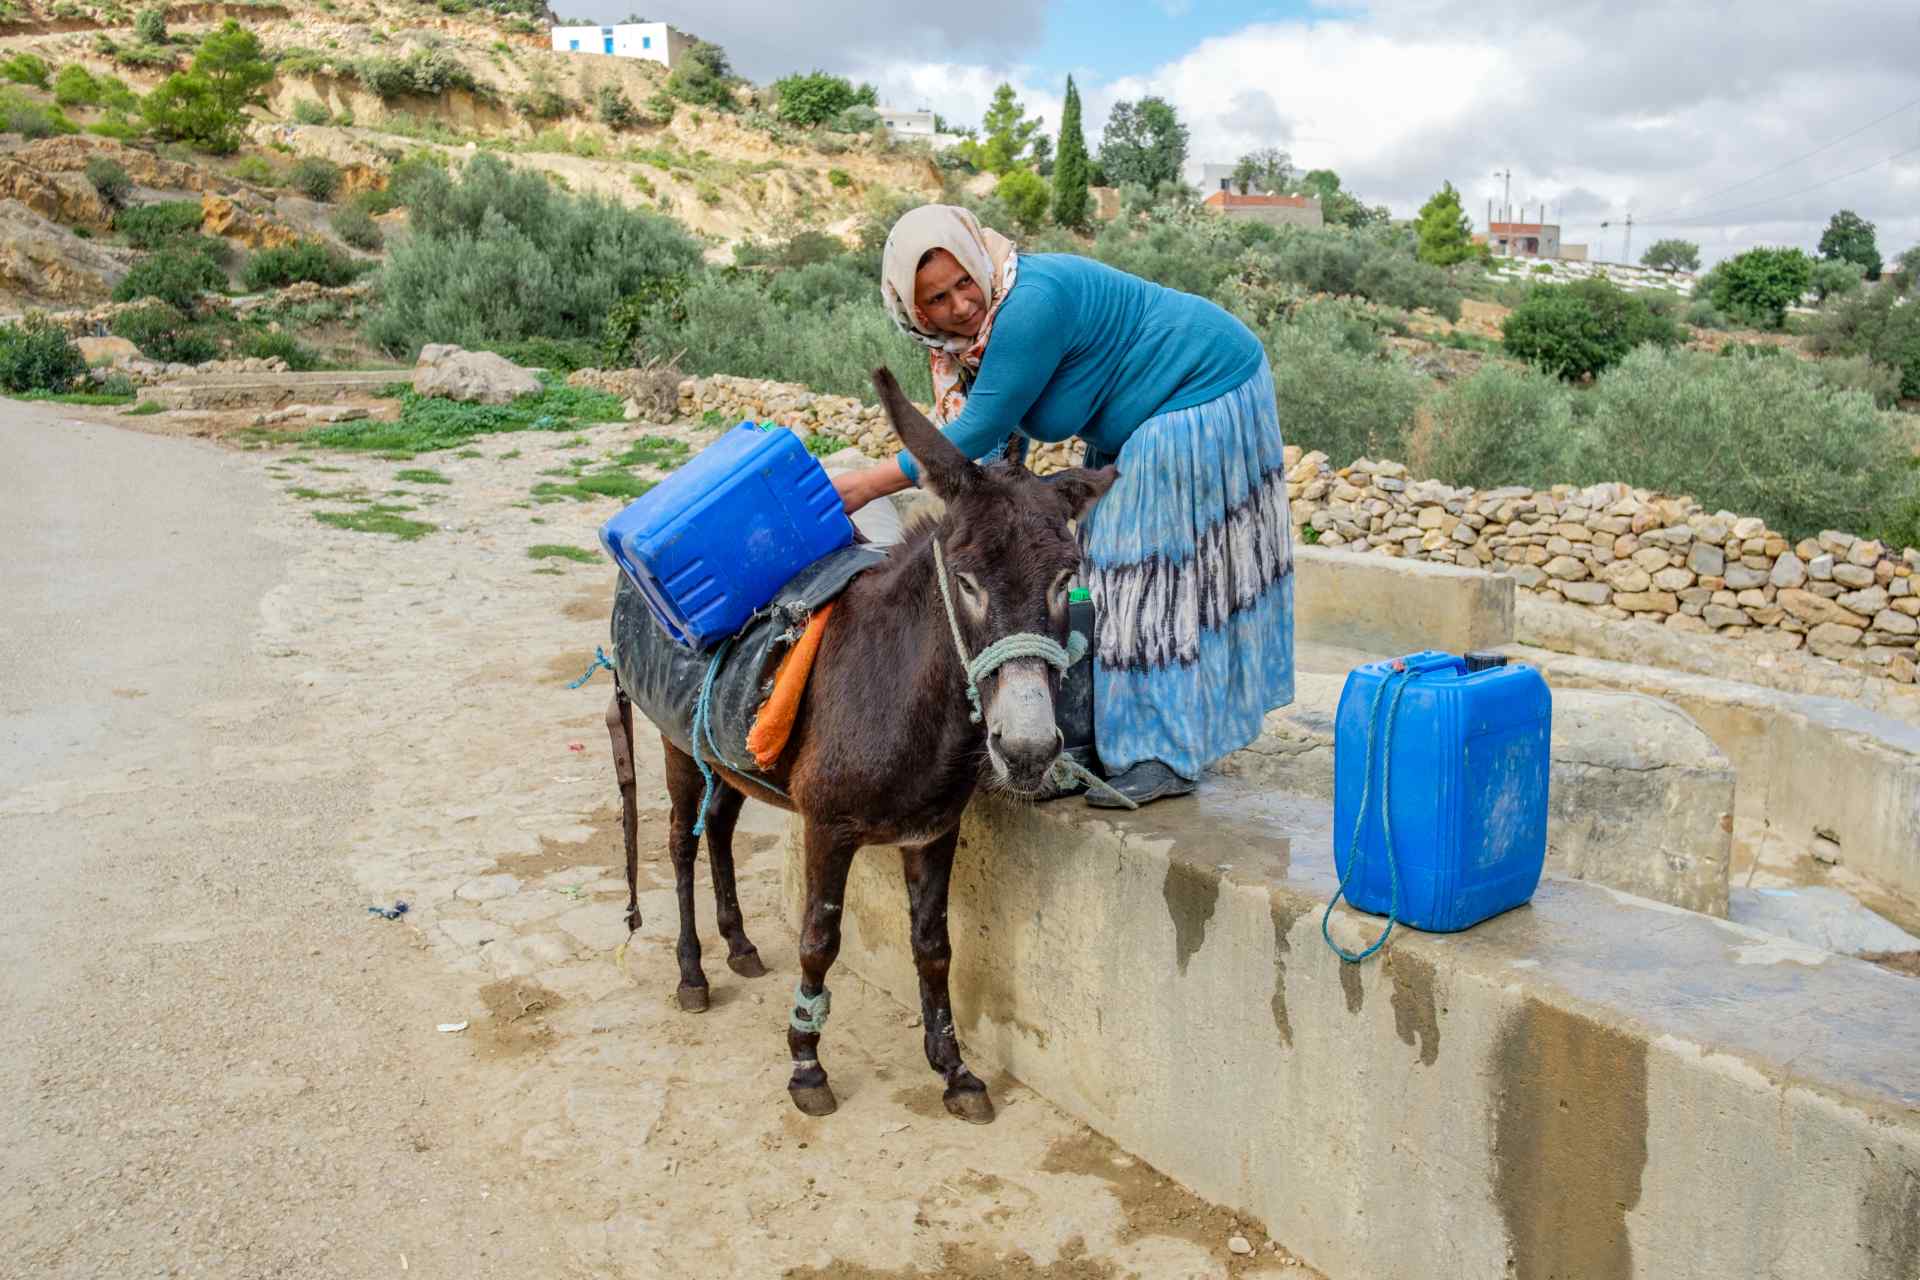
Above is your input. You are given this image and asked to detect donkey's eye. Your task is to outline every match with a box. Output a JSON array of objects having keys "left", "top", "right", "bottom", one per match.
[
  {"left": 1050, "top": 570, "right": 1074, "bottom": 608},
  {"left": 956, "top": 572, "right": 983, "bottom": 600}
]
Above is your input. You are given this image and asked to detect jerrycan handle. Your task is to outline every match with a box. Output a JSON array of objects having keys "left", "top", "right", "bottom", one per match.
[{"left": 1398, "top": 652, "right": 1465, "bottom": 677}]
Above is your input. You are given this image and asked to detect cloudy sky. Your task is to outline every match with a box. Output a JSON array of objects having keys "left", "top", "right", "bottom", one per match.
[{"left": 586, "top": 0, "right": 1920, "bottom": 266}]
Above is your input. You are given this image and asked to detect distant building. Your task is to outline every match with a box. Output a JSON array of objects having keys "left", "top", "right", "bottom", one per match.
[
  {"left": 1201, "top": 190, "right": 1324, "bottom": 230},
  {"left": 1482, "top": 221, "right": 1589, "bottom": 261},
  {"left": 549, "top": 21, "right": 691, "bottom": 69},
  {"left": 1199, "top": 162, "right": 1284, "bottom": 196},
  {"left": 877, "top": 107, "right": 935, "bottom": 138}
]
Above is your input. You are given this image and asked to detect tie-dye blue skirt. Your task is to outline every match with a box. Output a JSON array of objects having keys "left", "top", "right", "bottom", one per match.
[{"left": 1078, "top": 359, "right": 1295, "bottom": 781}]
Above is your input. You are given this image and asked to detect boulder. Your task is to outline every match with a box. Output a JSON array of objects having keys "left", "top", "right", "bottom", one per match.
[
  {"left": 75, "top": 335, "right": 142, "bottom": 366},
  {"left": 1220, "top": 680, "right": 1735, "bottom": 915},
  {"left": 413, "top": 345, "right": 542, "bottom": 405},
  {"left": 0, "top": 199, "right": 132, "bottom": 306},
  {"left": 201, "top": 193, "right": 302, "bottom": 250}
]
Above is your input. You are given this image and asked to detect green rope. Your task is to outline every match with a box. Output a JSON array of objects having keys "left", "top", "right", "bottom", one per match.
[
  {"left": 790, "top": 984, "right": 831, "bottom": 1033},
  {"left": 931, "top": 539, "right": 1136, "bottom": 810}
]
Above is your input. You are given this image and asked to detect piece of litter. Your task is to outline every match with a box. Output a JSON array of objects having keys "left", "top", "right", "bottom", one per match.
[
  {"left": 879, "top": 1122, "right": 909, "bottom": 1136},
  {"left": 567, "top": 742, "right": 586, "bottom": 753},
  {"left": 367, "top": 901, "right": 410, "bottom": 920},
  {"left": 437, "top": 1020, "right": 469, "bottom": 1033},
  {"left": 1228, "top": 1235, "right": 1253, "bottom": 1256}
]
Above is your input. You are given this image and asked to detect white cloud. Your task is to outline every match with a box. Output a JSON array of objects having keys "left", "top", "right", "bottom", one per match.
[{"left": 837, "top": 0, "right": 1920, "bottom": 265}]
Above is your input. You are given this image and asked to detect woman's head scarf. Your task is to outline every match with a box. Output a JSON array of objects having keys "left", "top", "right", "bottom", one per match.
[{"left": 879, "top": 204, "right": 1019, "bottom": 425}]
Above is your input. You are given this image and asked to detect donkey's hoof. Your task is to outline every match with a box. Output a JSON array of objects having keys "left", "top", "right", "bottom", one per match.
[
  {"left": 943, "top": 1085, "right": 996, "bottom": 1125},
  {"left": 727, "top": 949, "right": 768, "bottom": 979},
  {"left": 788, "top": 1082, "right": 838, "bottom": 1117},
  {"left": 675, "top": 982, "right": 710, "bottom": 1013}
]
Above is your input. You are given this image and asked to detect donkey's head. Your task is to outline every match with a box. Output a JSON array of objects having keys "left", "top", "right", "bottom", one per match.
[{"left": 872, "top": 367, "right": 1118, "bottom": 794}]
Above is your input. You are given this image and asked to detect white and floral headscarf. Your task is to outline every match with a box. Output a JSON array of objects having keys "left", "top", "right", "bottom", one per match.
[{"left": 879, "top": 204, "right": 1019, "bottom": 425}]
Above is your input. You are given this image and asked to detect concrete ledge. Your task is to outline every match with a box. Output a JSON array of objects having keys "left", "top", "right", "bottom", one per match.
[
  {"left": 1218, "top": 673, "right": 1735, "bottom": 914},
  {"left": 147, "top": 371, "right": 398, "bottom": 410},
  {"left": 1521, "top": 649, "right": 1920, "bottom": 906},
  {"left": 787, "top": 786, "right": 1920, "bottom": 1280},
  {"left": 1295, "top": 545, "right": 1513, "bottom": 655}
]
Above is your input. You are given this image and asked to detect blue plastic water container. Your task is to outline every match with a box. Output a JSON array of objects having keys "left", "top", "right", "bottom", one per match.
[
  {"left": 598, "top": 423, "right": 853, "bottom": 649},
  {"left": 1332, "top": 651, "right": 1552, "bottom": 933}
]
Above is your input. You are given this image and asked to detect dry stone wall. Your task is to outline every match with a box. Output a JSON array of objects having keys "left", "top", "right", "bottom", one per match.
[{"left": 1283, "top": 449, "right": 1920, "bottom": 684}]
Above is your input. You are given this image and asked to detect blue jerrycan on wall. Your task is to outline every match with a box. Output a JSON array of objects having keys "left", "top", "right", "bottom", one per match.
[{"left": 1324, "top": 651, "right": 1552, "bottom": 962}]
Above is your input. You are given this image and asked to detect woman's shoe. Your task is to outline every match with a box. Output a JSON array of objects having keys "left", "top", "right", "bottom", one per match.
[{"left": 1085, "top": 760, "right": 1196, "bottom": 808}]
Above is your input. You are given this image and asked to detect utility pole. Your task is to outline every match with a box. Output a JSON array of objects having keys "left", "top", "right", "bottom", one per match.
[
  {"left": 1492, "top": 168, "right": 1512, "bottom": 222},
  {"left": 1623, "top": 213, "right": 1634, "bottom": 265}
]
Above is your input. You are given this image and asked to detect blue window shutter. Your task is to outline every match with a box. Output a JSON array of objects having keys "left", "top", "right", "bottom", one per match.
[
  {"left": 568, "top": 38, "right": 578, "bottom": 49},
  {"left": 642, "top": 35, "right": 651, "bottom": 48},
  {"left": 603, "top": 36, "right": 613, "bottom": 52}
]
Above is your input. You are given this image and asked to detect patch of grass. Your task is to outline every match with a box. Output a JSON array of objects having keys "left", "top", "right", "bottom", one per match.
[
  {"left": 455, "top": 448, "right": 483, "bottom": 459},
  {"left": 314, "top": 506, "right": 433, "bottom": 539},
  {"left": 283, "top": 454, "right": 313, "bottom": 463},
  {"left": 802, "top": 432, "right": 846, "bottom": 458},
  {"left": 699, "top": 408, "right": 727, "bottom": 429},
  {"left": 528, "top": 515, "right": 547, "bottom": 524},
  {"left": 308, "top": 464, "right": 350, "bottom": 473},
  {"left": 610, "top": 434, "right": 692, "bottom": 469},
  {"left": 299, "top": 378, "right": 625, "bottom": 453},
  {"left": 394, "top": 467, "right": 450, "bottom": 484},
  {"left": 526, "top": 543, "right": 599, "bottom": 563},
  {"left": 499, "top": 449, "right": 521, "bottom": 460},
  {"left": 124, "top": 400, "right": 166, "bottom": 415},
  {"left": 530, "top": 471, "right": 656, "bottom": 503},
  {"left": 15, "top": 390, "right": 136, "bottom": 405},
  {"left": 287, "top": 485, "right": 370, "bottom": 500}
]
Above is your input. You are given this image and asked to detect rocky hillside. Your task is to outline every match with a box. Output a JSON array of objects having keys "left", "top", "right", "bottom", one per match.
[{"left": 0, "top": 0, "right": 947, "bottom": 308}]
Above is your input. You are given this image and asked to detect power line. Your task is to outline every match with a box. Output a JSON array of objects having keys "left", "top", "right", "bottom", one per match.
[
  {"left": 1645, "top": 137, "right": 1920, "bottom": 227},
  {"left": 1637, "top": 92, "right": 1920, "bottom": 223}
]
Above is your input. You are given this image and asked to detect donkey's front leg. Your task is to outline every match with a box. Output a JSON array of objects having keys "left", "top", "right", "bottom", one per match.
[
  {"left": 788, "top": 819, "right": 855, "bottom": 1116},
  {"left": 903, "top": 829, "right": 994, "bottom": 1124}
]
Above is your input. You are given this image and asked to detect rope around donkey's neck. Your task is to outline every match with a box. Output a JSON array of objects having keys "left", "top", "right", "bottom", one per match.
[{"left": 931, "top": 538, "right": 1137, "bottom": 810}]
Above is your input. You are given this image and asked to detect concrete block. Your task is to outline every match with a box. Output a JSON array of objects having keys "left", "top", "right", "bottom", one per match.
[
  {"left": 1218, "top": 676, "right": 1735, "bottom": 914},
  {"left": 785, "top": 785, "right": 1920, "bottom": 1280},
  {"left": 1294, "top": 545, "right": 1513, "bottom": 656}
]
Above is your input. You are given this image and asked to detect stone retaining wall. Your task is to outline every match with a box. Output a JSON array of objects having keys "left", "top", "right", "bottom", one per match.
[{"left": 1285, "top": 449, "right": 1920, "bottom": 684}]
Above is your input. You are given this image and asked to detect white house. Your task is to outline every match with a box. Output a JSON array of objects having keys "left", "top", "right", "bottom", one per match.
[
  {"left": 877, "top": 107, "right": 935, "bottom": 138},
  {"left": 549, "top": 21, "right": 691, "bottom": 69}
]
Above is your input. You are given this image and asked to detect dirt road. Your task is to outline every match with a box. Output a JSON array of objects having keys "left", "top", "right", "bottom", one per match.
[{"left": 0, "top": 400, "right": 1315, "bottom": 1279}]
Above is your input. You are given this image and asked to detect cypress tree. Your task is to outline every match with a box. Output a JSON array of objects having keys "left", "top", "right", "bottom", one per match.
[{"left": 1051, "top": 76, "right": 1091, "bottom": 231}]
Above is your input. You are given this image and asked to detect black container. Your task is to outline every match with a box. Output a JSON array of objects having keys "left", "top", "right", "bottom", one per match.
[{"left": 1058, "top": 589, "right": 1098, "bottom": 770}]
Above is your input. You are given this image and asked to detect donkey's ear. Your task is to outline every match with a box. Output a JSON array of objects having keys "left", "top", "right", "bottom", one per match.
[
  {"left": 871, "top": 366, "right": 977, "bottom": 499},
  {"left": 1047, "top": 465, "right": 1119, "bottom": 519}
]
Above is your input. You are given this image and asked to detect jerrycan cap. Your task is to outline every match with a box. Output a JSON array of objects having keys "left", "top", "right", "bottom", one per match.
[{"left": 1068, "top": 587, "right": 1093, "bottom": 603}]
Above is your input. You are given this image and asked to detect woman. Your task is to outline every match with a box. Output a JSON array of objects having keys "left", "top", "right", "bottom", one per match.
[{"left": 831, "top": 204, "right": 1294, "bottom": 807}]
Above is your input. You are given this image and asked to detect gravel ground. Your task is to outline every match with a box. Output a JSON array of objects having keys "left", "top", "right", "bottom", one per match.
[{"left": 1, "top": 400, "right": 1321, "bottom": 1280}]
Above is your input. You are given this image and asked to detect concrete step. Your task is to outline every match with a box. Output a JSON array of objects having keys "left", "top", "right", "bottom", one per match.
[{"left": 146, "top": 371, "right": 400, "bottom": 411}]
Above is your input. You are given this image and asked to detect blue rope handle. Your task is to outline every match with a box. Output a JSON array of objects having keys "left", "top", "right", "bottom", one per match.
[
  {"left": 567, "top": 646, "right": 615, "bottom": 689},
  {"left": 1322, "top": 665, "right": 1418, "bottom": 964}
]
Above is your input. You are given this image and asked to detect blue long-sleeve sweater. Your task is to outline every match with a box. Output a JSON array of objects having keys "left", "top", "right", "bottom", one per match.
[{"left": 897, "top": 253, "right": 1264, "bottom": 483}]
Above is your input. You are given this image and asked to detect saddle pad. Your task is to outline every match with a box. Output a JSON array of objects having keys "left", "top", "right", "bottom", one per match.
[{"left": 611, "top": 543, "right": 885, "bottom": 787}]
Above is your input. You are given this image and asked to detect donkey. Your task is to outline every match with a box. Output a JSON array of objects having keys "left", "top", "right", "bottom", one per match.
[{"left": 604, "top": 367, "right": 1116, "bottom": 1122}]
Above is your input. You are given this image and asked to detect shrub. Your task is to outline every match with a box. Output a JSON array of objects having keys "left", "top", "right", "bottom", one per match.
[
  {"left": 1500, "top": 278, "right": 1679, "bottom": 380},
  {"left": 133, "top": 6, "right": 166, "bottom": 45},
  {"left": 291, "top": 97, "right": 332, "bottom": 126},
  {"left": 594, "top": 83, "right": 637, "bottom": 129},
  {"left": 114, "top": 199, "right": 205, "bottom": 247},
  {"left": 1683, "top": 297, "right": 1728, "bottom": 329},
  {"left": 53, "top": 64, "right": 103, "bottom": 107},
  {"left": 365, "top": 152, "right": 704, "bottom": 353},
  {"left": 0, "top": 52, "right": 49, "bottom": 88},
  {"left": 664, "top": 40, "right": 734, "bottom": 109},
  {"left": 85, "top": 156, "right": 133, "bottom": 208},
  {"left": 1233, "top": 224, "right": 1463, "bottom": 321},
  {"left": 331, "top": 201, "right": 382, "bottom": 250},
  {"left": 289, "top": 155, "right": 342, "bottom": 201},
  {"left": 830, "top": 104, "right": 880, "bottom": 134},
  {"left": 231, "top": 153, "right": 278, "bottom": 185},
  {"left": 242, "top": 239, "right": 362, "bottom": 290},
  {"left": 1809, "top": 256, "right": 1865, "bottom": 302},
  {"left": 110, "top": 301, "right": 219, "bottom": 363},
  {"left": 114, "top": 244, "right": 226, "bottom": 309},
  {"left": 1700, "top": 246, "right": 1812, "bottom": 330},
  {"left": 826, "top": 167, "right": 850, "bottom": 188},
  {"left": 1572, "top": 345, "right": 1915, "bottom": 540},
  {"left": 0, "top": 314, "right": 87, "bottom": 393},
  {"left": 1257, "top": 306, "right": 1425, "bottom": 465},
  {"left": 1422, "top": 361, "right": 1575, "bottom": 489},
  {"left": 1639, "top": 238, "right": 1700, "bottom": 272},
  {"left": 514, "top": 86, "right": 568, "bottom": 120},
  {"left": 140, "top": 20, "right": 273, "bottom": 154},
  {"left": 1, "top": 87, "right": 78, "bottom": 138},
  {"left": 733, "top": 230, "right": 846, "bottom": 270},
  {"left": 772, "top": 70, "right": 872, "bottom": 127},
  {"left": 1529, "top": 262, "right": 1554, "bottom": 275},
  {"left": 1807, "top": 283, "right": 1920, "bottom": 401},
  {"left": 235, "top": 327, "right": 320, "bottom": 369},
  {"left": 353, "top": 48, "right": 481, "bottom": 100},
  {"left": 994, "top": 168, "right": 1050, "bottom": 233}
]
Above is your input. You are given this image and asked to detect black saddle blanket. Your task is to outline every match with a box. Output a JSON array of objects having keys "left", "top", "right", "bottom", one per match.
[{"left": 610, "top": 544, "right": 886, "bottom": 785}]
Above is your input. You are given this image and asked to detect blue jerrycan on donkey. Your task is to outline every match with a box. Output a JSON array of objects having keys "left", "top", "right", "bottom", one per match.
[{"left": 1324, "top": 651, "right": 1552, "bottom": 963}]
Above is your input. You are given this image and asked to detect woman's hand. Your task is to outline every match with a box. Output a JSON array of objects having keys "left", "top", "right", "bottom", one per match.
[{"left": 831, "top": 462, "right": 910, "bottom": 515}]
